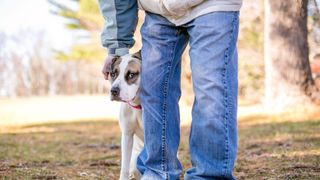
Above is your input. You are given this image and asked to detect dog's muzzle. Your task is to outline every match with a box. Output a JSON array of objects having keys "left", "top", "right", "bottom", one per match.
[{"left": 111, "top": 86, "right": 120, "bottom": 96}]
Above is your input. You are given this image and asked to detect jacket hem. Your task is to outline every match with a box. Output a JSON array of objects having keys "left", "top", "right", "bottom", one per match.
[{"left": 167, "top": 5, "right": 241, "bottom": 26}]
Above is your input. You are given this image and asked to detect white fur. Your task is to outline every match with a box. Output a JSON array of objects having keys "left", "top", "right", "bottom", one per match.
[
  {"left": 119, "top": 104, "right": 143, "bottom": 180},
  {"left": 110, "top": 54, "right": 144, "bottom": 180}
]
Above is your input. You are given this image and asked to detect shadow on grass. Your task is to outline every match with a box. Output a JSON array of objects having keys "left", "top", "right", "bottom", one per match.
[{"left": 0, "top": 116, "right": 319, "bottom": 179}]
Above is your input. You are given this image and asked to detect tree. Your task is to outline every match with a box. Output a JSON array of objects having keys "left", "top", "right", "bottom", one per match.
[
  {"left": 264, "top": 0, "right": 320, "bottom": 110},
  {"left": 48, "top": 0, "right": 105, "bottom": 62}
]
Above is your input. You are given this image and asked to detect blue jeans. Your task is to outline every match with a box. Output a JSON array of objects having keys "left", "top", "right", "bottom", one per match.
[{"left": 137, "top": 11, "right": 239, "bottom": 180}]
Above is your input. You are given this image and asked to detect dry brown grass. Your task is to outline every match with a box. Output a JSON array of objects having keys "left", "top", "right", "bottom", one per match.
[{"left": 0, "top": 108, "right": 319, "bottom": 179}]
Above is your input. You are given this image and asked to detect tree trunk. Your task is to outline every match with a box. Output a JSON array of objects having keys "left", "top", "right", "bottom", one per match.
[{"left": 264, "top": 0, "right": 320, "bottom": 111}]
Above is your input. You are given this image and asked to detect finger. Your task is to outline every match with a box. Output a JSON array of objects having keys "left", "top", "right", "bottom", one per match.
[
  {"left": 104, "top": 72, "right": 109, "bottom": 80},
  {"left": 102, "top": 68, "right": 107, "bottom": 75},
  {"left": 102, "top": 64, "right": 109, "bottom": 75}
]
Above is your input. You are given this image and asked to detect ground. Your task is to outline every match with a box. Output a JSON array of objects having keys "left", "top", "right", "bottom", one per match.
[{"left": 0, "top": 98, "right": 319, "bottom": 179}]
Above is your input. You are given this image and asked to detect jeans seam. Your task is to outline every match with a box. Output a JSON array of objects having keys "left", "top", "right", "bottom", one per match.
[
  {"left": 222, "top": 12, "right": 238, "bottom": 178},
  {"left": 161, "top": 29, "right": 180, "bottom": 180}
]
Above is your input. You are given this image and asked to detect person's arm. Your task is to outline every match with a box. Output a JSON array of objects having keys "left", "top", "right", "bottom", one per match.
[
  {"left": 98, "top": 0, "right": 138, "bottom": 79},
  {"left": 98, "top": 0, "right": 138, "bottom": 55}
]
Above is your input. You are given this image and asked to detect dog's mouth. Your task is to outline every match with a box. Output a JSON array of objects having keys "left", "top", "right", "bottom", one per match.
[
  {"left": 110, "top": 89, "right": 140, "bottom": 103},
  {"left": 110, "top": 96, "right": 124, "bottom": 102}
]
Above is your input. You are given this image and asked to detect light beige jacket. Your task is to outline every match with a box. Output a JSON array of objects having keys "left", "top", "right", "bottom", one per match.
[
  {"left": 98, "top": 0, "right": 242, "bottom": 56},
  {"left": 138, "top": 0, "right": 242, "bottom": 25}
]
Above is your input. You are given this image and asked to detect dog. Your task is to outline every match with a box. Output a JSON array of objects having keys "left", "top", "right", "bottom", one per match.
[{"left": 108, "top": 51, "right": 144, "bottom": 180}]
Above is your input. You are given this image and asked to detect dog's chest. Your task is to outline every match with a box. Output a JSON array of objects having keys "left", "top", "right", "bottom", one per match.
[{"left": 119, "top": 103, "right": 143, "bottom": 133}]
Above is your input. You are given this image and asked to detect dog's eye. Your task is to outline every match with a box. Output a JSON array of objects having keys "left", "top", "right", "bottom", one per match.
[
  {"left": 110, "top": 72, "right": 116, "bottom": 78},
  {"left": 126, "top": 72, "right": 139, "bottom": 80},
  {"left": 128, "top": 73, "right": 135, "bottom": 79}
]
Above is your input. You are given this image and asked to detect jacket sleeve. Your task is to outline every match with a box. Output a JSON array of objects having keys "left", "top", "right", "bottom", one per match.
[{"left": 98, "top": 0, "right": 138, "bottom": 56}]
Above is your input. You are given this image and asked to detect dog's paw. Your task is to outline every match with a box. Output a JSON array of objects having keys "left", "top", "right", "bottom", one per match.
[
  {"left": 129, "top": 172, "right": 140, "bottom": 180},
  {"left": 119, "top": 172, "right": 130, "bottom": 180},
  {"left": 119, "top": 176, "right": 129, "bottom": 180}
]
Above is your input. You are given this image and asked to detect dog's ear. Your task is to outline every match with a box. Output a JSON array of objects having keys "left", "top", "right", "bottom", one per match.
[
  {"left": 109, "top": 55, "right": 120, "bottom": 72},
  {"left": 132, "top": 50, "right": 141, "bottom": 60}
]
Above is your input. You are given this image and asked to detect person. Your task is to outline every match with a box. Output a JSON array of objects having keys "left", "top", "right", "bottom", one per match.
[{"left": 98, "top": 0, "right": 242, "bottom": 179}]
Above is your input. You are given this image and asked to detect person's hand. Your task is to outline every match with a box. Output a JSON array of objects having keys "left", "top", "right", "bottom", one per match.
[{"left": 102, "top": 55, "right": 114, "bottom": 80}]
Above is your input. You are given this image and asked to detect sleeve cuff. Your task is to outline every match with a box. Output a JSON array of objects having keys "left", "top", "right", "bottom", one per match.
[{"left": 108, "top": 48, "right": 129, "bottom": 56}]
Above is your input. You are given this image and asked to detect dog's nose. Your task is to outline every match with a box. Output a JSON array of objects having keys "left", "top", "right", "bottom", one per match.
[{"left": 111, "top": 87, "right": 120, "bottom": 96}]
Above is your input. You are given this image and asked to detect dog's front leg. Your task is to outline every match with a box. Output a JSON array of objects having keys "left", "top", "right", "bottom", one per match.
[{"left": 120, "top": 132, "right": 133, "bottom": 180}]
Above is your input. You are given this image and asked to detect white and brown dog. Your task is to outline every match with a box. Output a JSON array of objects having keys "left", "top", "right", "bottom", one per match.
[{"left": 108, "top": 51, "right": 144, "bottom": 180}]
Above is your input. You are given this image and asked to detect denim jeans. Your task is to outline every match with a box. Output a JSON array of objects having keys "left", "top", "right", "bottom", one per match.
[{"left": 137, "top": 11, "right": 239, "bottom": 180}]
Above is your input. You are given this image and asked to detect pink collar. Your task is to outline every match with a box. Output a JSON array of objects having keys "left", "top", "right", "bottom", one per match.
[{"left": 127, "top": 102, "right": 142, "bottom": 110}]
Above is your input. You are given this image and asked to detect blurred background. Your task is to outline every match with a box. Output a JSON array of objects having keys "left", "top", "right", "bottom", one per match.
[
  {"left": 0, "top": 0, "right": 319, "bottom": 124},
  {"left": 0, "top": 0, "right": 319, "bottom": 179}
]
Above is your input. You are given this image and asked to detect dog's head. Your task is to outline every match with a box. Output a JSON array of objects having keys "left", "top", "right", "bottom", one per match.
[{"left": 108, "top": 51, "right": 141, "bottom": 102}]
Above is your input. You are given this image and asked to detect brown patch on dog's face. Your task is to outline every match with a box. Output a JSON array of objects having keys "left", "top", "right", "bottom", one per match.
[
  {"left": 109, "top": 56, "right": 122, "bottom": 83},
  {"left": 108, "top": 53, "right": 141, "bottom": 102},
  {"left": 125, "top": 60, "right": 140, "bottom": 85}
]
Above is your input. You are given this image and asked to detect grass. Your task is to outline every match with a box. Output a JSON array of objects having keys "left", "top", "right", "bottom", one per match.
[{"left": 0, "top": 108, "right": 319, "bottom": 179}]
